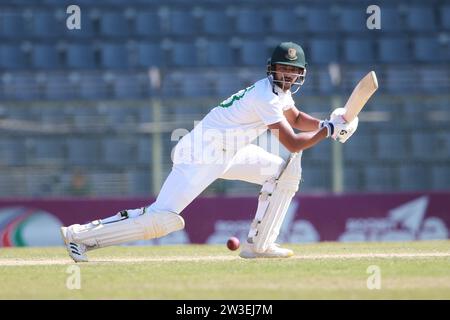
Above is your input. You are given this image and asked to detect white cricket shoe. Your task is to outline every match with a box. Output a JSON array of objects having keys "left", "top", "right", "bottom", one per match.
[
  {"left": 239, "top": 242, "right": 294, "bottom": 259},
  {"left": 60, "top": 226, "right": 89, "bottom": 263}
]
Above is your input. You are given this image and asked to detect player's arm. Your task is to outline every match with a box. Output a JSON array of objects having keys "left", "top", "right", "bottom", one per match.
[
  {"left": 284, "top": 106, "right": 321, "bottom": 132},
  {"left": 268, "top": 119, "right": 328, "bottom": 153}
]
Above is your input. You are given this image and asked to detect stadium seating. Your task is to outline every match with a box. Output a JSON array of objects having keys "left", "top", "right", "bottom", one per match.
[
  {"left": 364, "top": 165, "right": 396, "bottom": 191},
  {"left": 31, "top": 44, "right": 61, "bottom": 69},
  {"left": 0, "top": 10, "right": 26, "bottom": 38},
  {"left": 65, "top": 43, "right": 96, "bottom": 69},
  {"left": 66, "top": 138, "right": 101, "bottom": 166},
  {"left": 99, "top": 43, "right": 129, "bottom": 69},
  {"left": 271, "top": 9, "right": 299, "bottom": 34},
  {"left": 344, "top": 38, "right": 375, "bottom": 63},
  {"left": 135, "top": 11, "right": 161, "bottom": 37},
  {"left": 0, "top": 45, "right": 26, "bottom": 70},
  {"left": 136, "top": 42, "right": 164, "bottom": 68},
  {"left": 167, "top": 10, "right": 197, "bottom": 36},
  {"left": 405, "top": 6, "right": 437, "bottom": 32},
  {"left": 100, "top": 11, "right": 129, "bottom": 38},
  {"left": 235, "top": 9, "right": 266, "bottom": 35},
  {"left": 338, "top": 7, "right": 368, "bottom": 33},
  {"left": 0, "top": 0, "right": 448, "bottom": 196},
  {"left": 378, "top": 37, "right": 410, "bottom": 63},
  {"left": 399, "top": 164, "right": 429, "bottom": 191},
  {"left": 309, "top": 38, "right": 339, "bottom": 64},
  {"left": 304, "top": 7, "right": 334, "bottom": 33},
  {"left": 431, "top": 166, "right": 450, "bottom": 190}
]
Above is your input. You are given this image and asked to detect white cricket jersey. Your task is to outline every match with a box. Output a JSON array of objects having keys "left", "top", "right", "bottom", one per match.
[{"left": 200, "top": 77, "right": 295, "bottom": 149}]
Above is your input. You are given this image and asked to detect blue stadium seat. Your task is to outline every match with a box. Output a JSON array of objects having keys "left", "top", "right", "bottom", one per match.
[
  {"left": 305, "top": 7, "right": 333, "bottom": 32},
  {"left": 344, "top": 167, "right": 362, "bottom": 191},
  {"left": 171, "top": 42, "right": 198, "bottom": 67},
  {"left": 113, "top": 73, "right": 146, "bottom": 99},
  {"left": 30, "top": 11, "right": 61, "bottom": 38},
  {"left": 338, "top": 7, "right": 367, "bottom": 33},
  {"left": 344, "top": 38, "right": 375, "bottom": 63},
  {"left": 441, "top": 5, "right": 450, "bottom": 30},
  {"left": 420, "top": 69, "right": 449, "bottom": 93},
  {"left": 135, "top": 11, "right": 161, "bottom": 36},
  {"left": 137, "top": 137, "right": 152, "bottom": 165},
  {"left": 239, "top": 41, "right": 268, "bottom": 66},
  {"left": 0, "top": 45, "right": 26, "bottom": 70},
  {"left": 137, "top": 43, "right": 164, "bottom": 67},
  {"left": 0, "top": 138, "right": 26, "bottom": 166},
  {"left": 413, "top": 37, "right": 443, "bottom": 62},
  {"left": 67, "top": 138, "right": 101, "bottom": 166},
  {"left": 78, "top": 73, "right": 109, "bottom": 99},
  {"left": 411, "top": 132, "right": 435, "bottom": 160},
  {"left": 102, "top": 138, "right": 136, "bottom": 166},
  {"left": 138, "top": 107, "right": 152, "bottom": 123},
  {"left": 343, "top": 134, "right": 375, "bottom": 162},
  {"left": 45, "top": 73, "right": 77, "bottom": 100},
  {"left": 437, "top": 131, "right": 450, "bottom": 159},
  {"left": 205, "top": 41, "right": 233, "bottom": 67},
  {"left": 100, "top": 43, "right": 129, "bottom": 69},
  {"left": 215, "top": 73, "right": 240, "bottom": 97},
  {"left": 431, "top": 166, "right": 450, "bottom": 190},
  {"left": 364, "top": 165, "right": 395, "bottom": 191},
  {"left": 28, "top": 138, "right": 65, "bottom": 163},
  {"left": 378, "top": 37, "right": 409, "bottom": 63},
  {"left": 308, "top": 138, "right": 331, "bottom": 162},
  {"left": 376, "top": 133, "right": 408, "bottom": 160},
  {"left": 384, "top": 67, "right": 417, "bottom": 93},
  {"left": 235, "top": 9, "right": 265, "bottom": 35},
  {"left": 181, "top": 75, "right": 210, "bottom": 97},
  {"left": 1, "top": 74, "right": 40, "bottom": 100},
  {"left": 309, "top": 38, "right": 338, "bottom": 64},
  {"left": 380, "top": 7, "right": 405, "bottom": 31},
  {"left": 39, "top": 107, "right": 68, "bottom": 124},
  {"left": 69, "top": 106, "right": 100, "bottom": 130},
  {"left": 202, "top": 10, "right": 233, "bottom": 35},
  {"left": 271, "top": 9, "right": 299, "bottom": 34},
  {"left": 399, "top": 164, "right": 429, "bottom": 190},
  {"left": 300, "top": 164, "right": 330, "bottom": 191},
  {"left": 161, "top": 72, "right": 182, "bottom": 97},
  {"left": 316, "top": 69, "right": 334, "bottom": 93},
  {"left": 405, "top": 6, "right": 436, "bottom": 31},
  {"left": 127, "top": 169, "right": 151, "bottom": 195},
  {"left": 31, "top": 45, "right": 60, "bottom": 69},
  {"left": 168, "top": 10, "right": 196, "bottom": 36},
  {"left": 104, "top": 106, "right": 139, "bottom": 126},
  {"left": 0, "top": 10, "right": 26, "bottom": 38},
  {"left": 65, "top": 44, "right": 96, "bottom": 69},
  {"left": 100, "top": 12, "right": 129, "bottom": 37}
]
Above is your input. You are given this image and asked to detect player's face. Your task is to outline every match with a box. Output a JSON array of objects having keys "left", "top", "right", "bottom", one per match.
[{"left": 272, "top": 64, "right": 305, "bottom": 92}]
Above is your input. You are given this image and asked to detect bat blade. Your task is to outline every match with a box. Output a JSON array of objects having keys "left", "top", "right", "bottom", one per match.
[{"left": 343, "top": 71, "right": 378, "bottom": 122}]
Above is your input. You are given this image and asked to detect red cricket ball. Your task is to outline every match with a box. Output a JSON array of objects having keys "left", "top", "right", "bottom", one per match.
[{"left": 227, "top": 237, "right": 240, "bottom": 251}]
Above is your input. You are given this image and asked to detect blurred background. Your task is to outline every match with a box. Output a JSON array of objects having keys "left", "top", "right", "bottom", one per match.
[{"left": 0, "top": 0, "right": 449, "bottom": 199}]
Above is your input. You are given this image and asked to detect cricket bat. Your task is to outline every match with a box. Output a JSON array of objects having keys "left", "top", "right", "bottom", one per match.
[{"left": 343, "top": 71, "right": 378, "bottom": 122}]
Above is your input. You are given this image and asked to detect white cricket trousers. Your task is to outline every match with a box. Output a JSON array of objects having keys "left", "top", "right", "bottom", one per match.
[{"left": 147, "top": 126, "right": 287, "bottom": 215}]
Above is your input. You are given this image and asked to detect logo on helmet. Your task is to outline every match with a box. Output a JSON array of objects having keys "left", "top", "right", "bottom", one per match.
[{"left": 286, "top": 48, "right": 297, "bottom": 61}]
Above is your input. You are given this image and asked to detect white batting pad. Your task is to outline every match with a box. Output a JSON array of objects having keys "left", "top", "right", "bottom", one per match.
[
  {"left": 67, "top": 211, "right": 185, "bottom": 249},
  {"left": 249, "top": 152, "right": 302, "bottom": 253}
]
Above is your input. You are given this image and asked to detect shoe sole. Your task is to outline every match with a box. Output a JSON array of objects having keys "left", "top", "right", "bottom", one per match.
[{"left": 60, "top": 226, "right": 88, "bottom": 263}]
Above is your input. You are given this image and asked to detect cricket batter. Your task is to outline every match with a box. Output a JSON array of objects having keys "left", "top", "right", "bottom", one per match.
[{"left": 61, "top": 42, "right": 359, "bottom": 262}]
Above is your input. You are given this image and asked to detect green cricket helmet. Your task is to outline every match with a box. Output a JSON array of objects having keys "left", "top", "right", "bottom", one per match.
[{"left": 267, "top": 42, "right": 307, "bottom": 94}]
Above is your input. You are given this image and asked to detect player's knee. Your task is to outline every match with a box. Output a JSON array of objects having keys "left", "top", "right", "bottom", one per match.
[{"left": 139, "top": 211, "right": 185, "bottom": 239}]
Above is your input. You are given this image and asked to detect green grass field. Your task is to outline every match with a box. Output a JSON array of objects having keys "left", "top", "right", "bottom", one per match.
[{"left": 1, "top": 240, "right": 449, "bottom": 299}]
